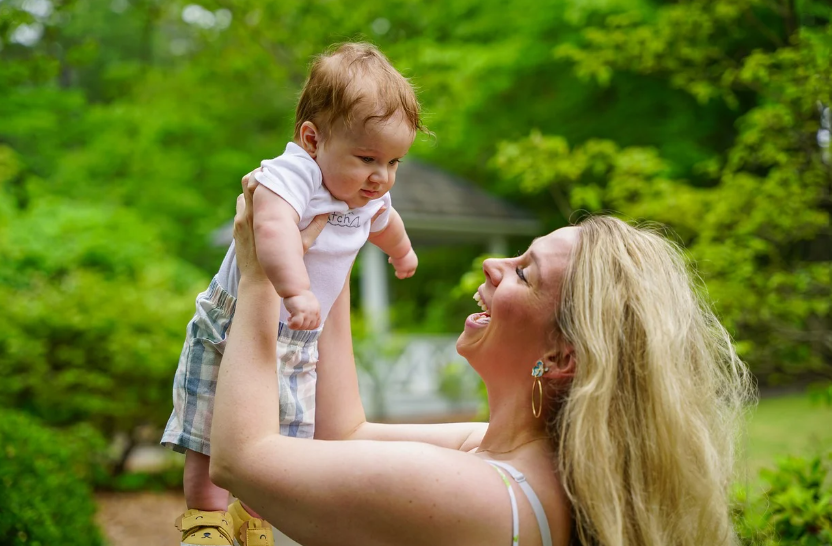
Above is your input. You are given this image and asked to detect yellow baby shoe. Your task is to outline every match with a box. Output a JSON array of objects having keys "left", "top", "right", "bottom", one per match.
[
  {"left": 175, "top": 509, "right": 235, "bottom": 545},
  {"left": 228, "top": 499, "right": 274, "bottom": 546}
]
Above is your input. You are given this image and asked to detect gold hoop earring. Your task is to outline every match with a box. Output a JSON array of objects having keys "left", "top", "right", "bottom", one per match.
[
  {"left": 532, "top": 378, "right": 543, "bottom": 418},
  {"left": 531, "top": 360, "right": 548, "bottom": 419}
]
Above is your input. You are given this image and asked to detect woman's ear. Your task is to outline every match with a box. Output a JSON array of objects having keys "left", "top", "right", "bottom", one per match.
[
  {"left": 299, "top": 121, "right": 320, "bottom": 158},
  {"left": 542, "top": 346, "right": 575, "bottom": 381}
]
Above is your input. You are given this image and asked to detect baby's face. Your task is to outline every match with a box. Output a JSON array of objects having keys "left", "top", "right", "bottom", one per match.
[{"left": 315, "top": 110, "right": 415, "bottom": 209}]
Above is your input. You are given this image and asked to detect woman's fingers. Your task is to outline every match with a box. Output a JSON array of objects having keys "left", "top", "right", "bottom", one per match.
[
  {"left": 371, "top": 206, "right": 387, "bottom": 223},
  {"left": 236, "top": 193, "right": 245, "bottom": 218},
  {"left": 301, "top": 214, "right": 328, "bottom": 254},
  {"left": 240, "top": 168, "right": 261, "bottom": 192},
  {"left": 233, "top": 192, "right": 247, "bottom": 238},
  {"left": 235, "top": 170, "right": 258, "bottom": 230},
  {"left": 234, "top": 171, "right": 259, "bottom": 234},
  {"left": 233, "top": 169, "right": 264, "bottom": 278},
  {"left": 243, "top": 171, "right": 257, "bottom": 214}
]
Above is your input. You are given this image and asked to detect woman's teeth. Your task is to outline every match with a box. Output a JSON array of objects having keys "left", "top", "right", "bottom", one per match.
[{"left": 473, "top": 291, "right": 490, "bottom": 315}]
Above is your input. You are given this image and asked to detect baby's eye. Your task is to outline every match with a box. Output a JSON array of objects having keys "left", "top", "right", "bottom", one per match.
[
  {"left": 360, "top": 156, "right": 374, "bottom": 163},
  {"left": 389, "top": 158, "right": 400, "bottom": 165}
]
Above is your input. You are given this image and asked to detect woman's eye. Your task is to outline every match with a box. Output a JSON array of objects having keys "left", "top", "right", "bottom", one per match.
[{"left": 516, "top": 266, "right": 527, "bottom": 283}]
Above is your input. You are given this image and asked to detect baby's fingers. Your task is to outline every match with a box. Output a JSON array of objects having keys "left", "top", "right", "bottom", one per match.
[
  {"left": 288, "top": 314, "right": 304, "bottom": 330},
  {"left": 288, "top": 311, "right": 320, "bottom": 331}
]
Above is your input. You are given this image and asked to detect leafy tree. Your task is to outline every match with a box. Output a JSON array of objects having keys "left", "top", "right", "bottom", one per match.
[{"left": 494, "top": 0, "right": 832, "bottom": 384}]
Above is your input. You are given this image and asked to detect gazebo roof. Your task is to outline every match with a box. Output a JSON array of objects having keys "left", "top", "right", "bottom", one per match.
[
  {"left": 391, "top": 161, "right": 540, "bottom": 242},
  {"left": 212, "top": 161, "right": 540, "bottom": 247}
]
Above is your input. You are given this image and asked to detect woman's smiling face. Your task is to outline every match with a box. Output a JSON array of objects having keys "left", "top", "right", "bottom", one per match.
[{"left": 457, "top": 227, "right": 580, "bottom": 373}]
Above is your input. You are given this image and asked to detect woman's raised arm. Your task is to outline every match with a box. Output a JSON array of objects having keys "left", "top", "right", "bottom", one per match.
[{"left": 313, "top": 272, "right": 487, "bottom": 451}]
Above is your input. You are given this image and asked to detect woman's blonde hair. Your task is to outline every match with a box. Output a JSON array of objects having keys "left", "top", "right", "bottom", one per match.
[{"left": 549, "top": 216, "right": 754, "bottom": 546}]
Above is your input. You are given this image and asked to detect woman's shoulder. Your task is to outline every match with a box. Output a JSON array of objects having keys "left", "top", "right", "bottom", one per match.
[{"left": 476, "top": 450, "right": 573, "bottom": 546}]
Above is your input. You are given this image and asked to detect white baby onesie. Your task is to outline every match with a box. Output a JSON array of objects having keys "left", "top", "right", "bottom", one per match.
[{"left": 217, "top": 142, "right": 391, "bottom": 325}]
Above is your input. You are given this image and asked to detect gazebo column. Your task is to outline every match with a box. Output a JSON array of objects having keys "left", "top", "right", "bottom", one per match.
[
  {"left": 488, "top": 235, "right": 508, "bottom": 257},
  {"left": 359, "top": 244, "right": 390, "bottom": 335}
]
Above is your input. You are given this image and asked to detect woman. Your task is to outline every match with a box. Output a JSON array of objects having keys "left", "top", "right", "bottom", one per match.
[{"left": 210, "top": 176, "right": 752, "bottom": 546}]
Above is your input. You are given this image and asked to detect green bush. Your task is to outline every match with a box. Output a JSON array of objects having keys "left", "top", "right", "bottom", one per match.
[
  {"left": 735, "top": 453, "right": 832, "bottom": 545},
  {"left": 0, "top": 409, "right": 105, "bottom": 546},
  {"left": 0, "top": 183, "right": 205, "bottom": 472}
]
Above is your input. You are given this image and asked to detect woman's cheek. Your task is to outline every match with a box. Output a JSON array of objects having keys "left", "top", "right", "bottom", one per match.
[
  {"left": 493, "top": 293, "right": 520, "bottom": 322},
  {"left": 502, "top": 294, "right": 542, "bottom": 332}
]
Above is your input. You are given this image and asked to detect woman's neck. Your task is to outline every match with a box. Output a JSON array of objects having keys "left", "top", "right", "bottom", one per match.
[{"left": 477, "top": 375, "right": 550, "bottom": 457}]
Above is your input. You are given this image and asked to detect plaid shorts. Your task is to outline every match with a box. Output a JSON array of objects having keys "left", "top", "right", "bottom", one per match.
[{"left": 161, "top": 277, "right": 321, "bottom": 456}]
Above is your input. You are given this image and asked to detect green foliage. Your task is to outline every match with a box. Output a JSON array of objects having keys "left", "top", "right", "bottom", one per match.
[
  {"left": 734, "top": 453, "right": 832, "bottom": 545},
  {"left": 809, "top": 383, "right": 832, "bottom": 407},
  {"left": 96, "top": 466, "right": 186, "bottom": 493},
  {"left": 452, "top": 255, "right": 503, "bottom": 299},
  {"left": 394, "top": 252, "right": 503, "bottom": 338},
  {"left": 0, "top": 152, "right": 205, "bottom": 465},
  {"left": 495, "top": 1, "right": 832, "bottom": 384},
  {"left": 0, "top": 409, "right": 105, "bottom": 546},
  {"left": 387, "top": 244, "right": 487, "bottom": 333}
]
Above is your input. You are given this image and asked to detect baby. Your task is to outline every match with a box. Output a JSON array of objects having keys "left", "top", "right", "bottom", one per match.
[{"left": 161, "top": 42, "right": 425, "bottom": 546}]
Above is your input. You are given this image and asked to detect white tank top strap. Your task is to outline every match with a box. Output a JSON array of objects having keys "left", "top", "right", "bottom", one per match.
[
  {"left": 485, "top": 460, "right": 553, "bottom": 546},
  {"left": 487, "top": 463, "right": 520, "bottom": 546}
]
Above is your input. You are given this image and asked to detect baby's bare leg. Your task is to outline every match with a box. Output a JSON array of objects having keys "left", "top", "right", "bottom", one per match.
[
  {"left": 184, "top": 450, "right": 230, "bottom": 511},
  {"left": 240, "top": 502, "right": 263, "bottom": 518}
]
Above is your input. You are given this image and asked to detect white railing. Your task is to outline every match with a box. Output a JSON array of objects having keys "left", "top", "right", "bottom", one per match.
[{"left": 356, "top": 335, "right": 484, "bottom": 421}]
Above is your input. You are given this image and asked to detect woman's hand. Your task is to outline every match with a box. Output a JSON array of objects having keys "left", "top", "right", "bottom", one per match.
[{"left": 233, "top": 169, "right": 328, "bottom": 281}]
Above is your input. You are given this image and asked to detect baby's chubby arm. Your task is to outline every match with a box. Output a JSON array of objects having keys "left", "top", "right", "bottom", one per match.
[
  {"left": 367, "top": 207, "right": 417, "bottom": 279},
  {"left": 252, "top": 187, "right": 320, "bottom": 330}
]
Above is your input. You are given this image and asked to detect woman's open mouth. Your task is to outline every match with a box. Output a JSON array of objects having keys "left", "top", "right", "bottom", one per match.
[
  {"left": 466, "top": 312, "right": 491, "bottom": 327},
  {"left": 466, "top": 290, "right": 491, "bottom": 328}
]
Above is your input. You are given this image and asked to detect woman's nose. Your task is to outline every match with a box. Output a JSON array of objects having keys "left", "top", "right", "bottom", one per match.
[{"left": 482, "top": 258, "right": 503, "bottom": 286}]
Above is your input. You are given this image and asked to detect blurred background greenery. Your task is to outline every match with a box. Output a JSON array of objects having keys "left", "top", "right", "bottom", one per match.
[{"left": 1, "top": 0, "right": 831, "bottom": 544}]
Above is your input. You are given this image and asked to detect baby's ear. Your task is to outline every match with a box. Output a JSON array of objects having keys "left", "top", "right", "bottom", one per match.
[{"left": 299, "top": 121, "right": 320, "bottom": 157}]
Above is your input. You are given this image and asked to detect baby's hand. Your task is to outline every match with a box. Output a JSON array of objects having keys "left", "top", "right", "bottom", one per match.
[
  {"left": 284, "top": 290, "right": 321, "bottom": 330},
  {"left": 389, "top": 249, "right": 418, "bottom": 280}
]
